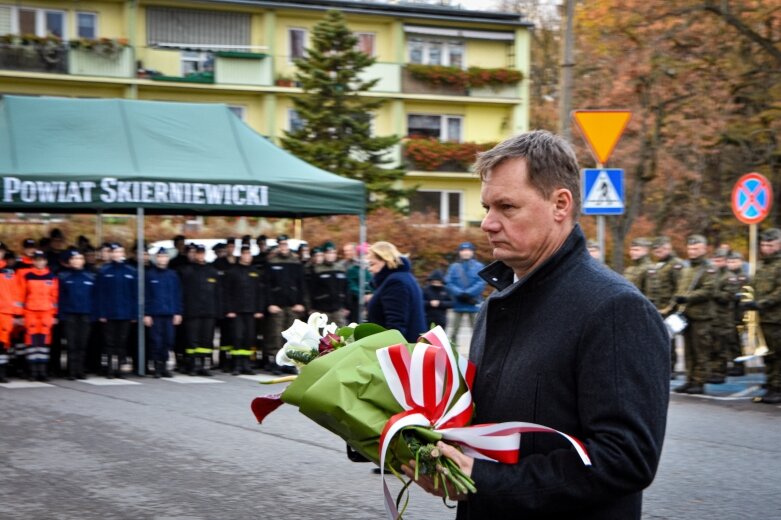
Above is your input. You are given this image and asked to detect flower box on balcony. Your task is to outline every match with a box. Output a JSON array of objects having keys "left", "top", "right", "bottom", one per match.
[
  {"left": 0, "top": 37, "right": 68, "bottom": 74},
  {"left": 404, "top": 138, "right": 497, "bottom": 172}
]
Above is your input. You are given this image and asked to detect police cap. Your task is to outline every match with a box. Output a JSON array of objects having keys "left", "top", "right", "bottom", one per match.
[
  {"left": 458, "top": 241, "right": 476, "bottom": 251},
  {"left": 687, "top": 234, "right": 707, "bottom": 245},
  {"left": 22, "top": 238, "right": 36, "bottom": 248},
  {"left": 277, "top": 234, "right": 289, "bottom": 243},
  {"left": 194, "top": 244, "right": 206, "bottom": 253},
  {"left": 760, "top": 228, "right": 781, "bottom": 242},
  {"left": 65, "top": 249, "right": 83, "bottom": 260},
  {"left": 631, "top": 237, "right": 652, "bottom": 247},
  {"left": 109, "top": 242, "right": 123, "bottom": 251},
  {"left": 240, "top": 245, "right": 251, "bottom": 253},
  {"left": 32, "top": 250, "right": 46, "bottom": 259},
  {"left": 212, "top": 243, "right": 226, "bottom": 252}
]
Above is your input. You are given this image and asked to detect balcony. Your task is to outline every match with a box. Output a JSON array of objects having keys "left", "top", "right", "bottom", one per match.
[
  {"left": 69, "top": 45, "right": 133, "bottom": 78},
  {"left": 0, "top": 42, "right": 68, "bottom": 74},
  {"left": 403, "top": 138, "right": 497, "bottom": 173}
]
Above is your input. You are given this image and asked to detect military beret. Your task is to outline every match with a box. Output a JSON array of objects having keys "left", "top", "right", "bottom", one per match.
[
  {"left": 631, "top": 237, "right": 652, "bottom": 247},
  {"left": 312, "top": 247, "right": 324, "bottom": 255},
  {"left": 760, "top": 228, "right": 781, "bottom": 242},
  {"left": 713, "top": 247, "right": 729, "bottom": 258},
  {"left": 225, "top": 236, "right": 236, "bottom": 243},
  {"left": 277, "top": 234, "right": 289, "bottom": 243},
  {"left": 458, "top": 242, "right": 476, "bottom": 251},
  {"left": 322, "top": 241, "right": 336, "bottom": 251},
  {"left": 32, "top": 250, "right": 46, "bottom": 259},
  {"left": 728, "top": 251, "right": 744, "bottom": 260},
  {"left": 22, "top": 238, "right": 37, "bottom": 248},
  {"left": 687, "top": 234, "right": 707, "bottom": 245},
  {"left": 652, "top": 236, "right": 670, "bottom": 248}
]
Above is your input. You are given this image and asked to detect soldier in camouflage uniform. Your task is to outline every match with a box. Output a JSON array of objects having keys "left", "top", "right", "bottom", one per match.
[
  {"left": 714, "top": 250, "right": 749, "bottom": 377},
  {"left": 742, "top": 228, "right": 781, "bottom": 404},
  {"left": 646, "top": 236, "right": 686, "bottom": 374},
  {"left": 672, "top": 235, "right": 717, "bottom": 395},
  {"left": 623, "top": 237, "right": 652, "bottom": 290}
]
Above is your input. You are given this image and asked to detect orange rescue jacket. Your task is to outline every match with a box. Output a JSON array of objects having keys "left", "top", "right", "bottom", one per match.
[{"left": 19, "top": 267, "right": 58, "bottom": 313}]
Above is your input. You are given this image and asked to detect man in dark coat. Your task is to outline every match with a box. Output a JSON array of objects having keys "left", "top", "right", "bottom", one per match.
[
  {"left": 403, "top": 130, "right": 670, "bottom": 519},
  {"left": 223, "top": 245, "right": 265, "bottom": 375}
]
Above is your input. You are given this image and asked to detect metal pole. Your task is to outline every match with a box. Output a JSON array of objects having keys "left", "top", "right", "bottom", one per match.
[
  {"left": 749, "top": 223, "right": 757, "bottom": 278},
  {"left": 358, "top": 214, "right": 367, "bottom": 323},
  {"left": 136, "top": 207, "right": 146, "bottom": 376},
  {"left": 559, "top": 0, "right": 575, "bottom": 141},
  {"left": 597, "top": 216, "right": 605, "bottom": 264}
]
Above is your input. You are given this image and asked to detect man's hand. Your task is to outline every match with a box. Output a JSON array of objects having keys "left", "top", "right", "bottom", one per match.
[
  {"left": 226, "top": 312, "right": 237, "bottom": 318},
  {"left": 401, "top": 442, "right": 473, "bottom": 500},
  {"left": 268, "top": 305, "right": 282, "bottom": 314},
  {"left": 254, "top": 312, "right": 263, "bottom": 319},
  {"left": 430, "top": 300, "right": 440, "bottom": 307},
  {"left": 173, "top": 315, "right": 182, "bottom": 326},
  {"left": 143, "top": 316, "right": 153, "bottom": 327},
  {"left": 291, "top": 304, "right": 305, "bottom": 313}
]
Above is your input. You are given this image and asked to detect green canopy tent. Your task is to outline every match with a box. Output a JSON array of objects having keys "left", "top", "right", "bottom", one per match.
[{"left": 0, "top": 95, "right": 367, "bottom": 375}]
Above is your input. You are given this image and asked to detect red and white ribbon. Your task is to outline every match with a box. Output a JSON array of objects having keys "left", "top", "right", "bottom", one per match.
[{"left": 376, "top": 326, "right": 591, "bottom": 519}]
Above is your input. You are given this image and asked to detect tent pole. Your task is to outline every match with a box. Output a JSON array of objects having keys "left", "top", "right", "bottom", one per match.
[
  {"left": 96, "top": 210, "right": 103, "bottom": 247},
  {"left": 358, "top": 214, "right": 367, "bottom": 323},
  {"left": 136, "top": 207, "right": 146, "bottom": 376}
]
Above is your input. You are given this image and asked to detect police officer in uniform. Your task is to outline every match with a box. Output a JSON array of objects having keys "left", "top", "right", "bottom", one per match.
[
  {"left": 646, "top": 236, "right": 686, "bottom": 374},
  {"left": 144, "top": 248, "right": 182, "bottom": 378},
  {"left": 58, "top": 250, "right": 96, "bottom": 380},
  {"left": 623, "top": 237, "right": 652, "bottom": 290},
  {"left": 742, "top": 228, "right": 781, "bottom": 404},
  {"left": 673, "top": 234, "right": 717, "bottom": 394},
  {"left": 224, "top": 245, "right": 265, "bottom": 375},
  {"left": 180, "top": 244, "right": 222, "bottom": 376},
  {"left": 307, "top": 242, "right": 348, "bottom": 326},
  {"left": 263, "top": 235, "right": 306, "bottom": 374}
]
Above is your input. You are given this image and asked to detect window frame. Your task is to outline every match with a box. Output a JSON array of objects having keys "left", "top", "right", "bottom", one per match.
[
  {"left": 288, "top": 27, "right": 308, "bottom": 62},
  {"left": 407, "top": 37, "right": 465, "bottom": 68},
  {"left": 76, "top": 11, "right": 98, "bottom": 39},
  {"left": 409, "top": 189, "right": 464, "bottom": 227},
  {"left": 407, "top": 113, "right": 463, "bottom": 143},
  {"left": 354, "top": 31, "right": 376, "bottom": 57},
  {"left": 10, "top": 7, "right": 67, "bottom": 39},
  {"left": 181, "top": 50, "right": 213, "bottom": 75},
  {"left": 287, "top": 108, "right": 307, "bottom": 133}
]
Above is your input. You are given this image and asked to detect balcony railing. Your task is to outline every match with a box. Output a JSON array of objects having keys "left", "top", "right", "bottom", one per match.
[{"left": 0, "top": 43, "right": 68, "bottom": 74}]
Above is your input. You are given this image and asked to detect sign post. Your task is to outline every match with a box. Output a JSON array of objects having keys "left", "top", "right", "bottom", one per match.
[
  {"left": 732, "top": 172, "right": 773, "bottom": 360},
  {"left": 572, "top": 110, "right": 632, "bottom": 262}
]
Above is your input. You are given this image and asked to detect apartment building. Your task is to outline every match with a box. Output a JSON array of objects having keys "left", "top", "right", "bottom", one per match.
[{"left": 0, "top": 0, "right": 531, "bottom": 226}]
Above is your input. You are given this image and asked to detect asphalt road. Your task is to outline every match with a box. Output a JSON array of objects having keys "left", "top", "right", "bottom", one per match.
[{"left": 1, "top": 373, "right": 780, "bottom": 520}]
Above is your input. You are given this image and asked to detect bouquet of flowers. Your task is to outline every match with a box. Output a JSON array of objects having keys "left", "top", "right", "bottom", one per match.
[{"left": 252, "top": 314, "right": 591, "bottom": 519}]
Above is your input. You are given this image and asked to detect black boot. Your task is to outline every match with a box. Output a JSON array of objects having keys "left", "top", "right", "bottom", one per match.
[
  {"left": 232, "top": 357, "right": 240, "bottom": 376},
  {"left": 154, "top": 361, "right": 163, "bottom": 378},
  {"left": 0, "top": 365, "right": 7, "bottom": 383},
  {"left": 28, "top": 362, "right": 37, "bottom": 381},
  {"left": 38, "top": 364, "right": 49, "bottom": 382}
]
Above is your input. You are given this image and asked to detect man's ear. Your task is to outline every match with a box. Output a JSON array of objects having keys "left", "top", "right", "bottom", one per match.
[{"left": 552, "top": 189, "right": 573, "bottom": 222}]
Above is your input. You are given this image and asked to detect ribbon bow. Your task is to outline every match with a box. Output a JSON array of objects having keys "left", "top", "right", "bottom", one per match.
[{"left": 376, "top": 326, "right": 591, "bottom": 518}]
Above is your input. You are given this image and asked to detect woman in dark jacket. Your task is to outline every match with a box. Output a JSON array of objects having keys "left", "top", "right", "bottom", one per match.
[{"left": 366, "top": 241, "right": 427, "bottom": 343}]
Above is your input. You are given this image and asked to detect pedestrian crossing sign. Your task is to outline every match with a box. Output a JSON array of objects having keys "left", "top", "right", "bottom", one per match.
[{"left": 582, "top": 168, "right": 624, "bottom": 215}]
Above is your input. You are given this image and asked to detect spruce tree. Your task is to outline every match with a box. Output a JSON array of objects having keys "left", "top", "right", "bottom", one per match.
[{"left": 280, "top": 10, "right": 411, "bottom": 212}]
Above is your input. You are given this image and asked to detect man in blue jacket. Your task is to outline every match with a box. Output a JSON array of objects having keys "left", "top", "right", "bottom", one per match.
[
  {"left": 445, "top": 242, "right": 486, "bottom": 345},
  {"left": 95, "top": 243, "right": 138, "bottom": 378},
  {"left": 404, "top": 130, "right": 669, "bottom": 519},
  {"left": 144, "top": 248, "right": 182, "bottom": 378},
  {"left": 58, "top": 250, "right": 95, "bottom": 380}
]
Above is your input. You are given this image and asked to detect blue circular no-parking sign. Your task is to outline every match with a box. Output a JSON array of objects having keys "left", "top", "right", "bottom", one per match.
[{"left": 732, "top": 173, "right": 772, "bottom": 225}]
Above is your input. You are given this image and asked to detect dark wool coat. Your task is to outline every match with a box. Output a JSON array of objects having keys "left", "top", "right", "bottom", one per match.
[
  {"left": 457, "top": 225, "right": 669, "bottom": 520},
  {"left": 367, "top": 257, "right": 427, "bottom": 343}
]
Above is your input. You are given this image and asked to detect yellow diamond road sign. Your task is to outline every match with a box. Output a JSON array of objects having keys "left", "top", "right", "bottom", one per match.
[{"left": 572, "top": 110, "right": 632, "bottom": 165}]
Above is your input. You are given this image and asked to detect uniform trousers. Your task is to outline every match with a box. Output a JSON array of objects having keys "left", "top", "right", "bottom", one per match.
[
  {"left": 231, "top": 313, "right": 256, "bottom": 356},
  {"left": 103, "top": 319, "right": 131, "bottom": 362},
  {"left": 185, "top": 318, "right": 216, "bottom": 359},
  {"left": 683, "top": 319, "right": 711, "bottom": 385},
  {"left": 762, "top": 323, "right": 781, "bottom": 392},
  {"left": 24, "top": 310, "right": 55, "bottom": 344},
  {"left": 148, "top": 316, "right": 175, "bottom": 363},
  {"left": 62, "top": 313, "right": 91, "bottom": 377}
]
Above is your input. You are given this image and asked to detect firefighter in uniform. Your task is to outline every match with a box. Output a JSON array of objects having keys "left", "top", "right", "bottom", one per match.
[
  {"left": 742, "top": 228, "right": 781, "bottom": 404},
  {"left": 308, "top": 242, "right": 348, "bottom": 326},
  {"left": 58, "top": 250, "right": 96, "bottom": 380},
  {"left": 95, "top": 243, "right": 137, "bottom": 378},
  {"left": 623, "top": 237, "right": 652, "bottom": 290},
  {"left": 144, "top": 248, "right": 182, "bottom": 378},
  {"left": 672, "top": 235, "right": 717, "bottom": 395},
  {"left": 646, "top": 236, "right": 686, "bottom": 374},
  {"left": 224, "top": 245, "right": 265, "bottom": 375},
  {"left": 0, "top": 241, "right": 23, "bottom": 382},
  {"left": 212, "top": 242, "right": 234, "bottom": 371},
  {"left": 263, "top": 235, "right": 305, "bottom": 374},
  {"left": 19, "top": 250, "right": 59, "bottom": 381},
  {"left": 180, "top": 244, "right": 222, "bottom": 376}
]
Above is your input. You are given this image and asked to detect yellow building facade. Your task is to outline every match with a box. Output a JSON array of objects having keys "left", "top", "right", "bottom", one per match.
[{"left": 0, "top": 0, "right": 531, "bottom": 226}]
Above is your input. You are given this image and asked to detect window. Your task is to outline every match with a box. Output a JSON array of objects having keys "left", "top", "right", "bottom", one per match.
[
  {"left": 407, "top": 114, "right": 463, "bottom": 142},
  {"left": 289, "top": 28, "right": 307, "bottom": 61},
  {"left": 288, "top": 109, "right": 306, "bottom": 132},
  {"left": 77, "top": 12, "right": 97, "bottom": 39},
  {"left": 181, "top": 51, "right": 213, "bottom": 75},
  {"left": 355, "top": 32, "right": 375, "bottom": 56},
  {"left": 408, "top": 38, "right": 464, "bottom": 67},
  {"left": 12, "top": 7, "right": 66, "bottom": 38},
  {"left": 409, "top": 190, "right": 463, "bottom": 226}
]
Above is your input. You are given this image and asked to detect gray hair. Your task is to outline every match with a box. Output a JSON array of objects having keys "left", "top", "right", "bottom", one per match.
[{"left": 474, "top": 130, "right": 581, "bottom": 217}]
